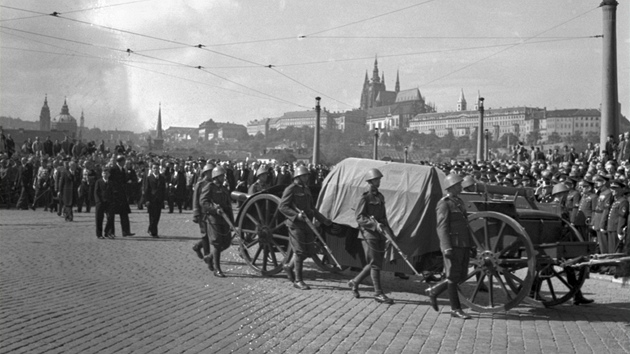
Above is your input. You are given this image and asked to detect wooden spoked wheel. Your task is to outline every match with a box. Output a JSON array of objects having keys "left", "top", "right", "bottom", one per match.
[
  {"left": 530, "top": 218, "right": 587, "bottom": 307},
  {"left": 236, "top": 193, "right": 290, "bottom": 276},
  {"left": 311, "top": 237, "right": 347, "bottom": 273},
  {"left": 459, "top": 211, "right": 536, "bottom": 313}
]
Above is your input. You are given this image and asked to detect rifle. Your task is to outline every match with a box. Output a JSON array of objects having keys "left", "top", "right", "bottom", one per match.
[
  {"left": 369, "top": 216, "right": 421, "bottom": 276},
  {"left": 295, "top": 207, "right": 343, "bottom": 269},
  {"left": 211, "top": 203, "right": 245, "bottom": 248}
]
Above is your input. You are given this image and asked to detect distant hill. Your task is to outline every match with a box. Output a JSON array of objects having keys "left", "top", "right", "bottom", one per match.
[{"left": 0, "top": 116, "right": 39, "bottom": 130}]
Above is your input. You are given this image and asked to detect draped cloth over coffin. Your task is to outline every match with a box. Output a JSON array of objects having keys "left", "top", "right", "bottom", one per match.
[{"left": 316, "top": 158, "right": 446, "bottom": 258}]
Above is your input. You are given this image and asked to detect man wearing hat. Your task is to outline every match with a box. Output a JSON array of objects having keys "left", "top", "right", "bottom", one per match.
[
  {"left": 607, "top": 180, "right": 628, "bottom": 259},
  {"left": 144, "top": 162, "right": 166, "bottom": 238},
  {"left": 348, "top": 168, "right": 395, "bottom": 304},
  {"left": 279, "top": 165, "right": 332, "bottom": 290},
  {"left": 564, "top": 177, "right": 581, "bottom": 225},
  {"left": 592, "top": 175, "right": 612, "bottom": 261},
  {"left": 248, "top": 166, "right": 270, "bottom": 195},
  {"left": 425, "top": 174, "right": 474, "bottom": 319},
  {"left": 200, "top": 166, "right": 234, "bottom": 277},
  {"left": 192, "top": 162, "right": 214, "bottom": 262},
  {"left": 109, "top": 155, "right": 135, "bottom": 237},
  {"left": 575, "top": 177, "right": 597, "bottom": 241}
]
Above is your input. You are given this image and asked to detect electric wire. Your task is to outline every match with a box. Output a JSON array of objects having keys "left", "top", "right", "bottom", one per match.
[{"left": 269, "top": 68, "right": 353, "bottom": 107}]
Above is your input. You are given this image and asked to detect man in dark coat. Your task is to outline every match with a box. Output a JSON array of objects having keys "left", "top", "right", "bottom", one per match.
[
  {"left": 58, "top": 161, "right": 77, "bottom": 221},
  {"left": 275, "top": 165, "right": 292, "bottom": 186},
  {"left": 16, "top": 157, "right": 34, "bottom": 210},
  {"left": 94, "top": 169, "right": 114, "bottom": 238},
  {"left": 425, "top": 174, "right": 474, "bottom": 319},
  {"left": 109, "top": 155, "right": 134, "bottom": 236},
  {"left": 43, "top": 136, "right": 53, "bottom": 157},
  {"left": 144, "top": 162, "right": 166, "bottom": 237},
  {"left": 52, "top": 139, "right": 62, "bottom": 156},
  {"left": 168, "top": 162, "right": 186, "bottom": 213}
]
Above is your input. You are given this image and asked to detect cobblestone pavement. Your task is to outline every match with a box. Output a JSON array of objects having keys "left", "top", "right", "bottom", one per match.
[{"left": 1, "top": 209, "right": 629, "bottom": 354}]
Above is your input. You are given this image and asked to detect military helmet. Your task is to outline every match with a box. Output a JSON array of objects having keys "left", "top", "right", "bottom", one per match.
[
  {"left": 444, "top": 174, "right": 464, "bottom": 190},
  {"left": 462, "top": 175, "right": 475, "bottom": 189},
  {"left": 201, "top": 164, "right": 214, "bottom": 177},
  {"left": 256, "top": 167, "right": 268, "bottom": 178},
  {"left": 293, "top": 166, "right": 309, "bottom": 179},
  {"left": 551, "top": 183, "right": 570, "bottom": 195},
  {"left": 365, "top": 168, "right": 383, "bottom": 182},
  {"left": 211, "top": 166, "right": 226, "bottom": 179}
]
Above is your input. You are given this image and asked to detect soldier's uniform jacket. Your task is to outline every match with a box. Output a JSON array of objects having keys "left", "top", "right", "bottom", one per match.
[
  {"left": 566, "top": 189, "right": 581, "bottom": 224},
  {"left": 574, "top": 192, "right": 597, "bottom": 226},
  {"left": 592, "top": 188, "right": 613, "bottom": 230},
  {"left": 192, "top": 179, "right": 209, "bottom": 224},
  {"left": 200, "top": 182, "right": 234, "bottom": 225},
  {"left": 436, "top": 195, "right": 473, "bottom": 251},
  {"left": 248, "top": 180, "right": 267, "bottom": 195},
  {"left": 279, "top": 181, "right": 327, "bottom": 230},
  {"left": 606, "top": 196, "right": 628, "bottom": 234},
  {"left": 355, "top": 186, "right": 391, "bottom": 240},
  {"left": 537, "top": 185, "right": 554, "bottom": 203}
]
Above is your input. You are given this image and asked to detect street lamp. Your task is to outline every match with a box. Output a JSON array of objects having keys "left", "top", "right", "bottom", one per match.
[
  {"left": 312, "top": 97, "right": 321, "bottom": 165},
  {"left": 476, "top": 97, "right": 485, "bottom": 162},
  {"left": 484, "top": 129, "right": 489, "bottom": 161},
  {"left": 373, "top": 127, "right": 379, "bottom": 160},
  {"left": 404, "top": 146, "right": 408, "bottom": 163}
]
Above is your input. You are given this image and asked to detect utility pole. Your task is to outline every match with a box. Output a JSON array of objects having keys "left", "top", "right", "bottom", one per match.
[
  {"left": 373, "top": 128, "right": 379, "bottom": 160},
  {"left": 485, "top": 129, "right": 489, "bottom": 161},
  {"left": 312, "top": 97, "right": 321, "bottom": 165},
  {"left": 404, "top": 146, "right": 408, "bottom": 163},
  {"left": 476, "top": 97, "right": 485, "bottom": 162},
  {"left": 600, "top": 0, "right": 619, "bottom": 151}
]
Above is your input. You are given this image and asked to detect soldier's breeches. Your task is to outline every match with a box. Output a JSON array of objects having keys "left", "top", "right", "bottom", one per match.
[
  {"left": 443, "top": 248, "right": 470, "bottom": 283},
  {"left": 207, "top": 222, "right": 231, "bottom": 251}
]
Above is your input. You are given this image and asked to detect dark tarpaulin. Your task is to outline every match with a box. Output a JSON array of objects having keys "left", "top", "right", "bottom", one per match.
[{"left": 316, "top": 158, "right": 446, "bottom": 258}]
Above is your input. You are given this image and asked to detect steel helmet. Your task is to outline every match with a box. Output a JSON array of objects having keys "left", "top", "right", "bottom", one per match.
[
  {"left": 211, "top": 166, "right": 226, "bottom": 179},
  {"left": 462, "top": 175, "right": 475, "bottom": 189},
  {"left": 256, "top": 167, "right": 268, "bottom": 178},
  {"left": 444, "top": 174, "right": 464, "bottom": 190},
  {"left": 551, "top": 183, "right": 570, "bottom": 195},
  {"left": 293, "top": 166, "right": 309, "bottom": 179},
  {"left": 201, "top": 164, "right": 214, "bottom": 177},
  {"left": 365, "top": 168, "right": 383, "bottom": 182}
]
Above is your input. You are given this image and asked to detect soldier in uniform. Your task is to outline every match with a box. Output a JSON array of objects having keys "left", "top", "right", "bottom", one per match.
[
  {"left": 592, "top": 175, "right": 612, "bottom": 264},
  {"left": 347, "top": 168, "right": 395, "bottom": 304},
  {"left": 574, "top": 178, "right": 597, "bottom": 241},
  {"left": 279, "top": 165, "right": 332, "bottom": 290},
  {"left": 248, "top": 167, "right": 270, "bottom": 195},
  {"left": 192, "top": 163, "right": 214, "bottom": 263},
  {"left": 200, "top": 166, "right": 234, "bottom": 277},
  {"left": 565, "top": 178, "right": 581, "bottom": 224},
  {"left": 607, "top": 180, "right": 628, "bottom": 266},
  {"left": 425, "top": 174, "right": 474, "bottom": 319}
]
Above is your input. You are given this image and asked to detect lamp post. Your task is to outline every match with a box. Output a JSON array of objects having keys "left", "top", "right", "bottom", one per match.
[
  {"left": 373, "top": 128, "right": 379, "bottom": 160},
  {"left": 600, "top": 0, "right": 619, "bottom": 152},
  {"left": 484, "top": 129, "right": 489, "bottom": 161},
  {"left": 404, "top": 146, "right": 408, "bottom": 163},
  {"left": 312, "top": 97, "right": 321, "bottom": 165},
  {"left": 476, "top": 97, "right": 485, "bottom": 162}
]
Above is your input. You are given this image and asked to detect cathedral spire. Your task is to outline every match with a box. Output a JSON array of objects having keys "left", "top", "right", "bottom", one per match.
[
  {"left": 79, "top": 110, "right": 85, "bottom": 139},
  {"left": 372, "top": 55, "right": 380, "bottom": 83},
  {"left": 395, "top": 70, "right": 400, "bottom": 92},
  {"left": 457, "top": 89, "right": 467, "bottom": 111},
  {"left": 39, "top": 94, "right": 51, "bottom": 131}
]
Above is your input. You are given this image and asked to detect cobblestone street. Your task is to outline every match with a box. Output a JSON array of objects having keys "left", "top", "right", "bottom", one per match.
[{"left": 1, "top": 209, "right": 629, "bottom": 354}]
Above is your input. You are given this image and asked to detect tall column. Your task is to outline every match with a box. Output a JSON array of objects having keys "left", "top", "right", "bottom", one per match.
[
  {"left": 312, "top": 97, "right": 321, "bottom": 165},
  {"left": 373, "top": 128, "right": 379, "bottom": 160},
  {"left": 600, "top": 0, "right": 619, "bottom": 151},
  {"left": 476, "top": 97, "right": 485, "bottom": 162}
]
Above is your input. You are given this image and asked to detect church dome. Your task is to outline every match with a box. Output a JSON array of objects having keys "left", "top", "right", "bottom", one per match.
[{"left": 52, "top": 99, "right": 76, "bottom": 123}]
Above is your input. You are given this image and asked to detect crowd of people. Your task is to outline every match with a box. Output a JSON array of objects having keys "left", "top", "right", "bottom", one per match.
[{"left": 1, "top": 131, "right": 629, "bottom": 316}]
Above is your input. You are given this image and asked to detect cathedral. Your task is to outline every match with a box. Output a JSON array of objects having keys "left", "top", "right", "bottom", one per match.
[
  {"left": 361, "top": 57, "right": 435, "bottom": 131},
  {"left": 38, "top": 96, "right": 79, "bottom": 136}
]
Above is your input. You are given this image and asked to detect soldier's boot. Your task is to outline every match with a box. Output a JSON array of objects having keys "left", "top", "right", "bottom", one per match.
[
  {"left": 192, "top": 241, "right": 204, "bottom": 259},
  {"left": 293, "top": 257, "right": 310, "bottom": 290},
  {"left": 212, "top": 248, "right": 225, "bottom": 277},
  {"left": 371, "top": 270, "right": 393, "bottom": 304},
  {"left": 425, "top": 280, "right": 448, "bottom": 312},
  {"left": 448, "top": 282, "right": 471, "bottom": 319},
  {"left": 283, "top": 257, "right": 295, "bottom": 283}
]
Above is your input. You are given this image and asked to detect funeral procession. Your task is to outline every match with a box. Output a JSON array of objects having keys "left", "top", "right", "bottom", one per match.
[{"left": 1, "top": 1, "right": 629, "bottom": 353}]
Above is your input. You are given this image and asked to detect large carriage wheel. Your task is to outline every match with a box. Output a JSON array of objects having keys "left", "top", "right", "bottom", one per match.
[
  {"left": 458, "top": 211, "right": 536, "bottom": 313},
  {"left": 311, "top": 237, "right": 348, "bottom": 273},
  {"left": 237, "top": 193, "right": 290, "bottom": 276},
  {"left": 530, "top": 218, "right": 587, "bottom": 307}
]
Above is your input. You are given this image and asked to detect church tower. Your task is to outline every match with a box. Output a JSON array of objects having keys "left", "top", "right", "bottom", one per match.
[
  {"left": 39, "top": 95, "right": 51, "bottom": 131},
  {"left": 395, "top": 70, "right": 400, "bottom": 93},
  {"left": 79, "top": 110, "right": 85, "bottom": 139},
  {"left": 457, "top": 89, "right": 467, "bottom": 111},
  {"left": 153, "top": 103, "right": 164, "bottom": 150},
  {"left": 360, "top": 71, "right": 369, "bottom": 110}
]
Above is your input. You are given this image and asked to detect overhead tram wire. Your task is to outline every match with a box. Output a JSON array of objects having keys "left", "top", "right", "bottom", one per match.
[
  {"left": 421, "top": 6, "right": 600, "bottom": 88},
  {"left": 269, "top": 68, "right": 353, "bottom": 108},
  {"left": 306, "top": 35, "right": 596, "bottom": 40},
  {"left": 0, "top": 1, "right": 154, "bottom": 22},
  {"left": 0, "top": 24, "right": 309, "bottom": 109},
  {"left": 301, "top": 0, "right": 439, "bottom": 38}
]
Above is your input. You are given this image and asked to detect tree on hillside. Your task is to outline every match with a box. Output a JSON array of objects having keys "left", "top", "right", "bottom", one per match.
[
  {"left": 548, "top": 132, "right": 562, "bottom": 144},
  {"left": 526, "top": 130, "right": 541, "bottom": 145}
]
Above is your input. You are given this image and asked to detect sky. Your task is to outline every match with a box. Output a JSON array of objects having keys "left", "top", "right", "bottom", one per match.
[{"left": 1, "top": 0, "right": 628, "bottom": 133}]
